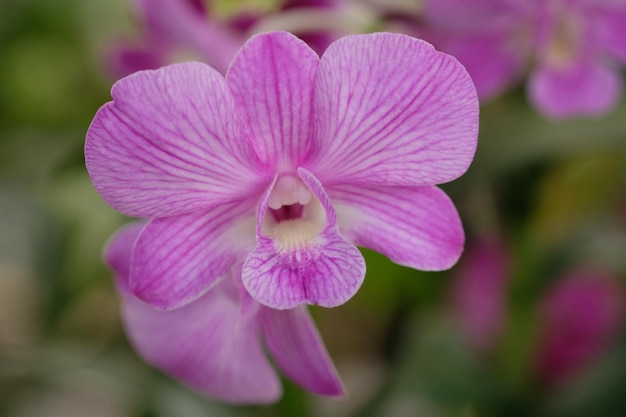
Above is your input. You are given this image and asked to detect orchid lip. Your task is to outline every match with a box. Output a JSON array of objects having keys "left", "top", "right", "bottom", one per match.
[{"left": 263, "top": 174, "right": 326, "bottom": 253}]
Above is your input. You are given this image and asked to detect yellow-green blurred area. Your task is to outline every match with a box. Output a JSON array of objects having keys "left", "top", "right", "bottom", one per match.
[{"left": 1, "top": 1, "right": 626, "bottom": 417}]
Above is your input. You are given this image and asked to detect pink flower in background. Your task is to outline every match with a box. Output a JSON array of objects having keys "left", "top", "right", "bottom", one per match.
[
  {"left": 106, "top": 223, "right": 344, "bottom": 403},
  {"left": 109, "top": 0, "right": 243, "bottom": 77},
  {"left": 417, "top": 0, "right": 626, "bottom": 118},
  {"left": 86, "top": 31, "right": 478, "bottom": 311},
  {"left": 449, "top": 239, "right": 510, "bottom": 353},
  {"left": 108, "top": 0, "right": 350, "bottom": 78},
  {"left": 534, "top": 269, "right": 625, "bottom": 384}
]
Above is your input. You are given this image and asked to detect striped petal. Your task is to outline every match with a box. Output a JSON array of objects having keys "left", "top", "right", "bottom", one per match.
[
  {"left": 227, "top": 32, "right": 320, "bottom": 170},
  {"left": 106, "top": 234, "right": 282, "bottom": 404},
  {"left": 308, "top": 33, "right": 478, "bottom": 187},
  {"left": 86, "top": 62, "right": 270, "bottom": 218},
  {"left": 262, "top": 306, "right": 345, "bottom": 396},
  {"left": 130, "top": 201, "right": 256, "bottom": 310},
  {"left": 121, "top": 282, "right": 281, "bottom": 404},
  {"left": 105, "top": 225, "right": 281, "bottom": 404},
  {"left": 331, "top": 184, "right": 464, "bottom": 271}
]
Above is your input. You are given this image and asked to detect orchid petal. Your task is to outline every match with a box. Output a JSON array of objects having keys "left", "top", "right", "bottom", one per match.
[
  {"left": 130, "top": 202, "right": 256, "bottom": 310},
  {"left": 425, "top": 0, "right": 530, "bottom": 32},
  {"left": 596, "top": 5, "right": 626, "bottom": 64},
  {"left": 106, "top": 225, "right": 281, "bottom": 403},
  {"left": 86, "top": 62, "right": 270, "bottom": 218},
  {"left": 104, "top": 222, "right": 147, "bottom": 276},
  {"left": 242, "top": 168, "right": 365, "bottom": 309},
  {"left": 332, "top": 184, "right": 464, "bottom": 271},
  {"left": 106, "top": 44, "right": 166, "bottom": 79},
  {"left": 136, "top": 0, "right": 207, "bottom": 34},
  {"left": 118, "top": 271, "right": 281, "bottom": 403},
  {"left": 528, "top": 61, "right": 622, "bottom": 119},
  {"left": 262, "top": 306, "right": 345, "bottom": 396},
  {"left": 227, "top": 32, "right": 320, "bottom": 170},
  {"left": 309, "top": 33, "right": 478, "bottom": 187}
]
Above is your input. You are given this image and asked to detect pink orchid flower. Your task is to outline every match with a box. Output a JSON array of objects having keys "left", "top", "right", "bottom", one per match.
[
  {"left": 418, "top": 0, "right": 626, "bottom": 118},
  {"left": 106, "top": 222, "right": 344, "bottom": 403},
  {"left": 534, "top": 269, "right": 625, "bottom": 384},
  {"left": 108, "top": 0, "right": 348, "bottom": 78},
  {"left": 86, "top": 31, "right": 478, "bottom": 311}
]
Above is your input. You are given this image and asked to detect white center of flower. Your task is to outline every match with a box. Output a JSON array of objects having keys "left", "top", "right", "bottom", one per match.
[{"left": 264, "top": 175, "right": 326, "bottom": 253}]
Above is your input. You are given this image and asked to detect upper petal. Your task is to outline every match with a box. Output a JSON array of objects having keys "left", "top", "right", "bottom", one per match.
[
  {"left": 308, "top": 33, "right": 478, "bottom": 187},
  {"left": 262, "top": 306, "right": 345, "bottom": 396},
  {"left": 332, "top": 184, "right": 464, "bottom": 271},
  {"left": 85, "top": 62, "right": 270, "bottom": 218},
  {"left": 528, "top": 60, "right": 622, "bottom": 119},
  {"left": 226, "top": 32, "right": 320, "bottom": 170},
  {"left": 242, "top": 168, "right": 366, "bottom": 309},
  {"left": 130, "top": 201, "right": 256, "bottom": 310}
]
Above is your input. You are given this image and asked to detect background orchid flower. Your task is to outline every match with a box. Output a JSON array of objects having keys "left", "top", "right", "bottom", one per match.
[
  {"left": 108, "top": 0, "right": 361, "bottom": 78},
  {"left": 534, "top": 269, "right": 625, "bottom": 385},
  {"left": 108, "top": 0, "right": 243, "bottom": 77},
  {"left": 86, "top": 31, "right": 478, "bottom": 311},
  {"left": 105, "top": 222, "right": 345, "bottom": 404},
  {"left": 412, "top": 0, "right": 626, "bottom": 119},
  {"left": 449, "top": 238, "right": 510, "bottom": 354}
]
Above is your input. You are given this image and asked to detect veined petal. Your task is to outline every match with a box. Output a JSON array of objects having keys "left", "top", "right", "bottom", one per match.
[
  {"left": 226, "top": 32, "right": 320, "bottom": 170},
  {"left": 123, "top": 282, "right": 280, "bottom": 403},
  {"left": 309, "top": 33, "right": 478, "bottom": 187},
  {"left": 85, "top": 62, "right": 270, "bottom": 218},
  {"left": 121, "top": 289, "right": 281, "bottom": 404},
  {"left": 242, "top": 168, "right": 365, "bottom": 309},
  {"left": 331, "top": 185, "right": 464, "bottom": 271},
  {"left": 105, "top": 227, "right": 281, "bottom": 404},
  {"left": 528, "top": 60, "right": 622, "bottom": 119},
  {"left": 130, "top": 202, "right": 257, "bottom": 310},
  {"left": 262, "top": 306, "right": 345, "bottom": 396}
]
